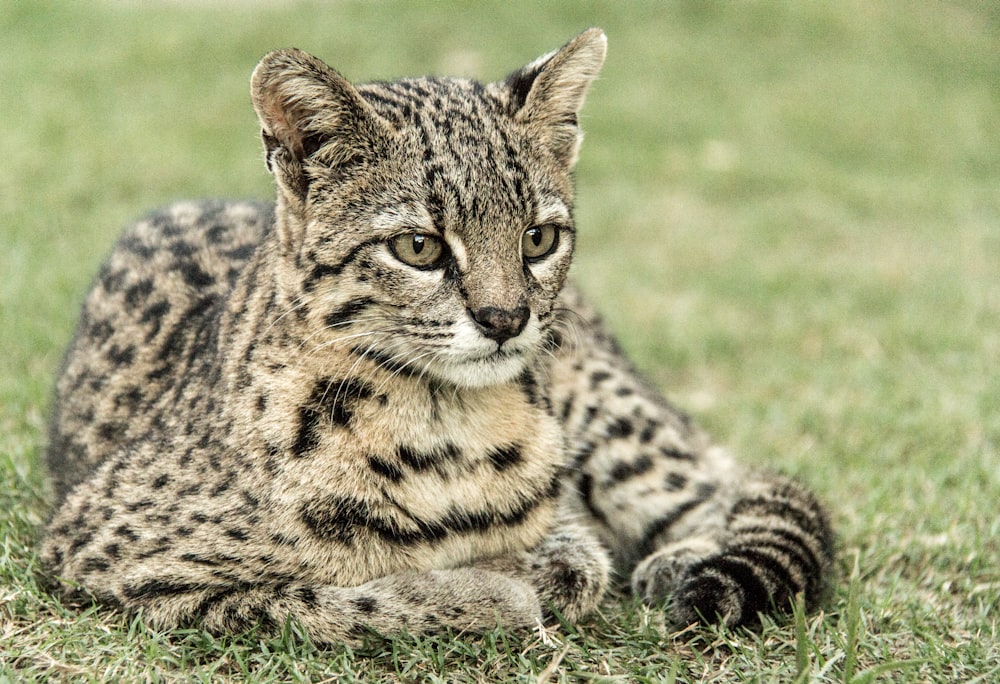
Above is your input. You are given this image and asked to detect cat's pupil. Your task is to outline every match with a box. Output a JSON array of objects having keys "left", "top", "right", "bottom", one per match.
[
  {"left": 528, "top": 229, "right": 542, "bottom": 247},
  {"left": 412, "top": 235, "right": 426, "bottom": 253}
]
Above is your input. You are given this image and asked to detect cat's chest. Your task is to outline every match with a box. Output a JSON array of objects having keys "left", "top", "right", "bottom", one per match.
[{"left": 261, "top": 373, "right": 565, "bottom": 583}]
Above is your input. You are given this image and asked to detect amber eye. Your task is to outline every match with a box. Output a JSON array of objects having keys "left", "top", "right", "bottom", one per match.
[
  {"left": 522, "top": 224, "right": 560, "bottom": 261},
  {"left": 389, "top": 233, "right": 446, "bottom": 269}
]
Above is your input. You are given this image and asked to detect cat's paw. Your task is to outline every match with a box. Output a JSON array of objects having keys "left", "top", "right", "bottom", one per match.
[
  {"left": 481, "top": 522, "right": 610, "bottom": 623},
  {"left": 638, "top": 544, "right": 793, "bottom": 630},
  {"left": 631, "top": 538, "right": 721, "bottom": 607},
  {"left": 529, "top": 523, "right": 611, "bottom": 622}
]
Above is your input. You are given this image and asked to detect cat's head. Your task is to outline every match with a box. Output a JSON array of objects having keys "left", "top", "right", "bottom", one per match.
[{"left": 251, "top": 29, "right": 606, "bottom": 388}]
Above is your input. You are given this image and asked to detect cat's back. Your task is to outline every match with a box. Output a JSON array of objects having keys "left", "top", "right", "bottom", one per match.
[{"left": 46, "top": 199, "right": 273, "bottom": 500}]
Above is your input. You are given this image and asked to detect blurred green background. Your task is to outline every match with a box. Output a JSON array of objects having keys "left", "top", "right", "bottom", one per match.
[{"left": 1, "top": 2, "right": 998, "bottom": 681}]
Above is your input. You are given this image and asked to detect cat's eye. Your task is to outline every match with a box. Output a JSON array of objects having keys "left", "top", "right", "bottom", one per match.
[
  {"left": 389, "top": 232, "right": 446, "bottom": 269},
  {"left": 522, "top": 224, "right": 560, "bottom": 261}
]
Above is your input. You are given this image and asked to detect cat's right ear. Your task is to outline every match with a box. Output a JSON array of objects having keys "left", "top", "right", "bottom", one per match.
[
  {"left": 251, "top": 49, "right": 390, "bottom": 207},
  {"left": 504, "top": 28, "right": 607, "bottom": 167}
]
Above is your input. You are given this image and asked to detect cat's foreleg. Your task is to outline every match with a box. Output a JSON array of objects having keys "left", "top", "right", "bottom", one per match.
[
  {"left": 475, "top": 518, "right": 611, "bottom": 623},
  {"left": 115, "top": 568, "right": 543, "bottom": 644}
]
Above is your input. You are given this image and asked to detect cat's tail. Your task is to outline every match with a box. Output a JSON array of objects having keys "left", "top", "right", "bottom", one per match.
[{"left": 669, "top": 473, "right": 835, "bottom": 629}]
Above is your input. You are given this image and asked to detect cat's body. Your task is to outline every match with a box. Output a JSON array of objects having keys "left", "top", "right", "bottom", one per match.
[{"left": 42, "top": 29, "right": 834, "bottom": 642}]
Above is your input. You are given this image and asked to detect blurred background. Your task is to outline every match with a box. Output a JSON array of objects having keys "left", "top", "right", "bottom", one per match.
[{"left": 1, "top": 1, "right": 997, "bottom": 679}]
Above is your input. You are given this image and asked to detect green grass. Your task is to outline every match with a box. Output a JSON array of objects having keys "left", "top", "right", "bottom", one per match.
[{"left": 2, "top": 1, "right": 998, "bottom": 681}]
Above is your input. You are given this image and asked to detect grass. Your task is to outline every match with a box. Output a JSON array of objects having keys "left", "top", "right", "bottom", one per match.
[{"left": 2, "top": 0, "right": 998, "bottom": 681}]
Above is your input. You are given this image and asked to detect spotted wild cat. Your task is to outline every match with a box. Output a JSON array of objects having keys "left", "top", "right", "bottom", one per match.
[{"left": 41, "top": 29, "right": 834, "bottom": 642}]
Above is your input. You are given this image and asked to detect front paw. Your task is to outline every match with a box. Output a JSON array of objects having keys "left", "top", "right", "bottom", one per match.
[
  {"left": 481, "top": 523, "right": 610, "bottom": 623},
  {"left": 530, "top": 524, "right": 611, "bottom": 622}
]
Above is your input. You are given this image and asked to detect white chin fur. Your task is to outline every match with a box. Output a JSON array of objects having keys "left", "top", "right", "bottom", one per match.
[
  {"left": 423, "top": 318, "right": 541, "bottom": 388},
  {"left": 426, "top": 352, "right": 529, "bottom": 388}
]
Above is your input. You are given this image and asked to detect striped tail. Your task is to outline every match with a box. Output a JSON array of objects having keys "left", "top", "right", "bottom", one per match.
[{"left": 671, "top": 474, "right": 835, "bottom": 629}]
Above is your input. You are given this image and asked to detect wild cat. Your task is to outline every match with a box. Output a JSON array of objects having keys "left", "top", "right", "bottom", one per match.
[{"left": 41, "top": 28, "right": 833, "bottom": 642}]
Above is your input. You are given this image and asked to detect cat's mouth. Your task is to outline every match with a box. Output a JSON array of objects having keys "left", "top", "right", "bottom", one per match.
[{"left": 421, "top": 338, "right": 533, "bottom": 388}]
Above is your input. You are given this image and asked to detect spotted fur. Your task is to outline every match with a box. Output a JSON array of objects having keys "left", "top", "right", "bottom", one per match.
[{"left": 41, "top": 29, "right": 833, "bottom": 643}]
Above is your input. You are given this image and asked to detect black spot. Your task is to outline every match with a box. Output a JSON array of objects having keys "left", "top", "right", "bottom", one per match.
[
  {"left": 241, "top": 489, "right": 261, "bottom": 511},
  {"left": 97, "top": 422, "right": 127, "bottom": 442},
  {"left": 115, "top": 386, "right": 144, "bottom": 410},
  {"left": 156, "top": 324, "right": 189, "bottom": 364},
  {"left": 140, "top": 299, "right": 171, "bottom": 327},
  {"left": 639, "top": 421, "right": 659, "bottom": 444},
  {"left": 224, "top": 243, "right": 256, "bottom": 262},
  {"left": 123, "top": 578, "right": 213, "bottom": 601},
  {"left": 352, "top": 346, "right": 416, "bottom": 376},
  {"left": 487, "top": 444, "right": 522, "bottom": 471},
  {"left": 225, "top": 528, "right": 249, "bottom": 542},
  {"left": 589, "top": 370, "right": 612, "bottom": 389},
  {"left": 88, "top": 319, "right": 115, "bottom": 344},
  {"left": 124, "top": 279, "right": 155, "bottom": 309},
  {"left": 324, "top": 298, "right": 376, "bottom": 328},
  {"left": 100, "top": 266, "right": 127, "bottom": 293},
  {"left": 271, "top": 533, "right": 298, "bottom": 547},
  {"left": 169, "top": 241, "right": 197, "bottom": 258},
  {"left": 665, "top": 472, "right": 688, "bottom": 492},
  {"left": 206, "top": 223, "right": 229, "bottom": 244},
  {"left": 301, "top": 474, "right": 556, "bottom": 547},
  {"left": 103, "top": 543, "right": 121, "bottom": 560},
  {"left": 300, "top": 495, "right": 371, "bottom": 545},
  {"left": 120, "top": 235, "right": 157, "bottom": 259},
  {"left": 303, "top": 239, "right": 382, "bottom": 291},
  {"left": 559, "top": 397, "right": 574, "bottom": 422},
  {"left": 367, "top": 455, "right": 404, "bottom": 482},
  {"left": 576, "top": 473, "right": 608, "bottom": 526},
  {"left": 296, "top": 586, "right": 319, "bottom": 608},
  {"left": 659, "top": 446, "right": 696, "bottom": 461},
  {"left": 180, "top": 553, "right": 221, "bottom": 566},
  {"left": 397, "top": 443, "right": 460, "bottom": 471},
  {"left": 293, "top": 377, "right": 378, "bottom": 456},
  {"left": 607, "top": 454, "right": 653, "bottom": 483},
  {"left": 152, "top": 474, "right": 170, "bottom": 489},
  {"left": 570, "top": 440, "right": 596, "bottom": 469},
  {"left": 352, "top": 596, "right": 378, "bottom": 614},
  {"left": 517, "top": 369, "right": 549, "bottom": 409},
  {"left": 67, "top": 532, "right": 94, "bottom": 554},
  {"left": 124, "top": 499, "right": 153, "bottom": 513},
  {"left": 179, "top": 262, "right": 215, "bottom": 289},
  {"left": 606, "top": 418, "right": 634, "bottom": 439},
  {"left": 136, "top": 540, "right": 172, "bottom": 560}
]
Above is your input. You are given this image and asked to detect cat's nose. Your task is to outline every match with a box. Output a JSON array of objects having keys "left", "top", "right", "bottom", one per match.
[{"left": 469, "top": 305, "right": 530, "bottom": 344}]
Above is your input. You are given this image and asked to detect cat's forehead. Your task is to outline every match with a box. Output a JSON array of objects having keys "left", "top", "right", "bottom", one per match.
[
  {"left": 356, "top": 77, "right": 549, "bottom": 234},
  {"left": 357, "top": 77, "right": 505, "bottom": 129}
]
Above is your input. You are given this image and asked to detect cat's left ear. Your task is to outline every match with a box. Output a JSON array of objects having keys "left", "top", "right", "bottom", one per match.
[
  {"left": 503, "top": 28, "right": 607, "bottom": 167},
  {"left": 250, "top": 48, "right": 392, "bottom": 206}
]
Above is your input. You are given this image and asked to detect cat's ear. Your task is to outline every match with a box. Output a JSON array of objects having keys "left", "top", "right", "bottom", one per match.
[
  {"left": 251, "top": 48, "right": 391, "bottom": 203},
  {"left": 504, "top": 28, "right": 607, "bottom": 166}
]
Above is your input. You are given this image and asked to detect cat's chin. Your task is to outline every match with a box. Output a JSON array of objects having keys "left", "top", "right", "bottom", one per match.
[{"left": 426, "top": 352, "right": 530, "bottom": 389}]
